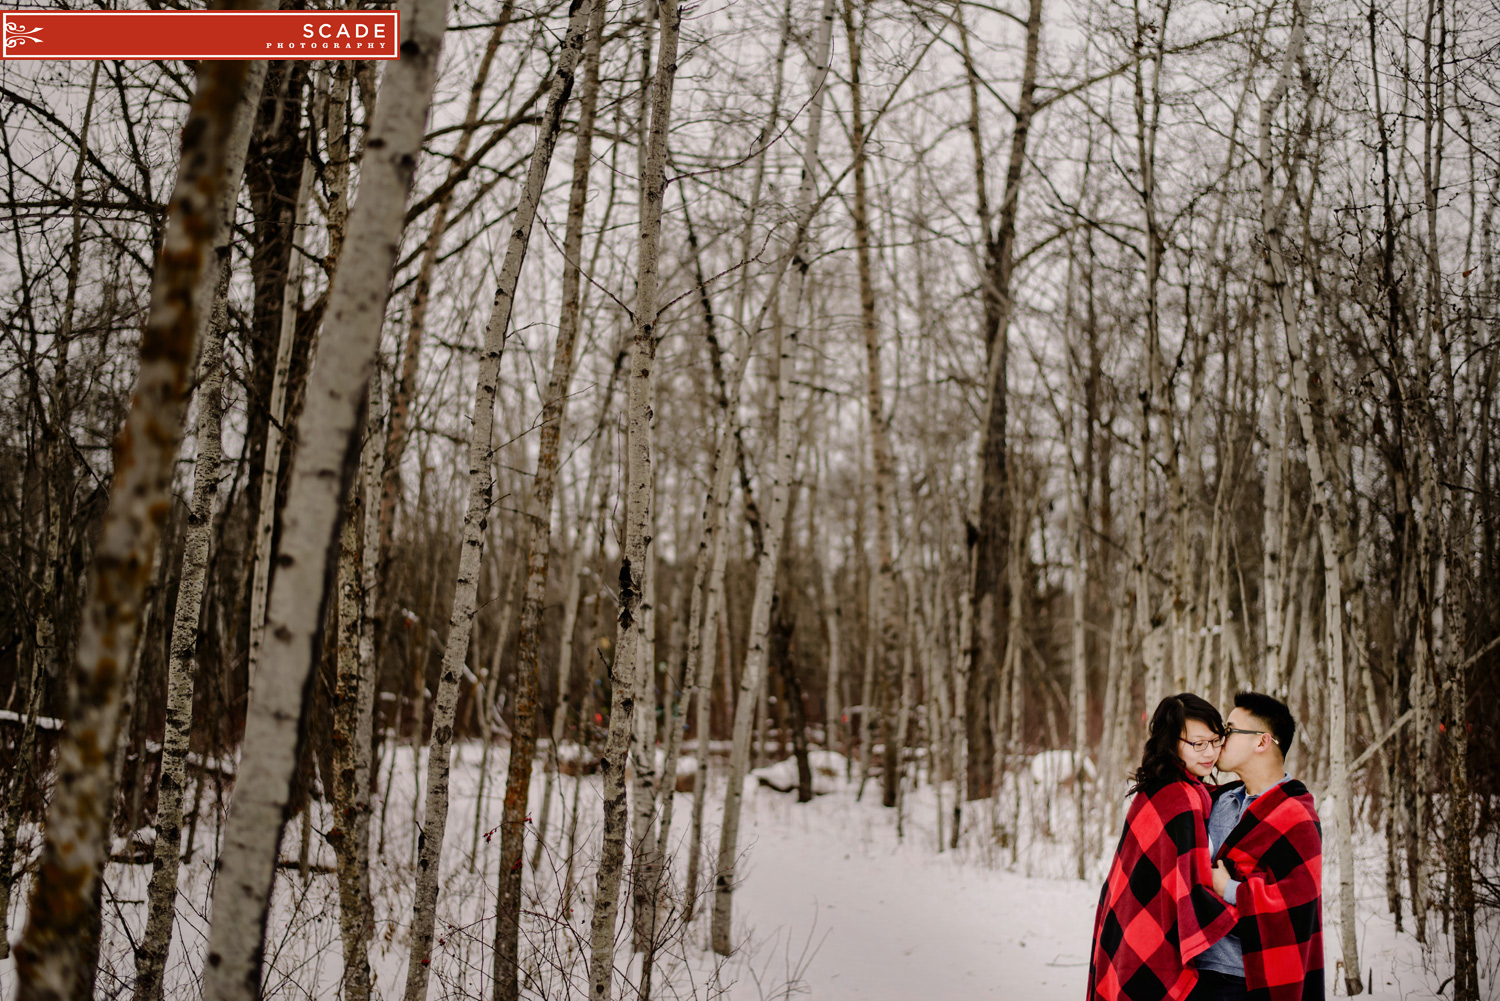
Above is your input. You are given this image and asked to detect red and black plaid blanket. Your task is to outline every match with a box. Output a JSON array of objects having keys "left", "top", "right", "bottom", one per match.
[
  {"left": 1088, "top": 776, "right": 1237, "bottom": 1000},
  {"left": 1212, "top": 779, "right": 1324, "bottom": 1001}
]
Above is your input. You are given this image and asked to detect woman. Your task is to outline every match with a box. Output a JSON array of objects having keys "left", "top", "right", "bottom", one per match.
[{"left": 1086, "top": 694, "right": 1237, "bottom": 1001}]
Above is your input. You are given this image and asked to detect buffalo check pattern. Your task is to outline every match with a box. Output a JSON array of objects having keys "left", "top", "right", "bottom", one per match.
[
  {"left": 1088, "top": 775, "right": 1237, "bottom": 1000},
  {"left": 1210, "top": 779, "right": 1325, "bottom": 1001}
]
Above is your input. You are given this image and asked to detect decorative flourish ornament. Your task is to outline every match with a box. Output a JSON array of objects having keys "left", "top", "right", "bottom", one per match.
[{"left": 4, "top": 23, "right": 44, "bottom": 48}]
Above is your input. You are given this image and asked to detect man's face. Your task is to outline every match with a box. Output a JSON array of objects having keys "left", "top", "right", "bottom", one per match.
[{"left": 1218, "top": 707, "right": 1271, "bottom": 773}]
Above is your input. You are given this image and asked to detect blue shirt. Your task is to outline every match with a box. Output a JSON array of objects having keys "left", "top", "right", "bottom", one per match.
[{"left": 1195, "top": 775, "right": 1288, "bottom": 978}]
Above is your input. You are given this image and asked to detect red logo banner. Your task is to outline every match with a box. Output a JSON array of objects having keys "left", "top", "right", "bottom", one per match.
[{"left": 1, "top": 10, "right": 400, "bottom": 60}]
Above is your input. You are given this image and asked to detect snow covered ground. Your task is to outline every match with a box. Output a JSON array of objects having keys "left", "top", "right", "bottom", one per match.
[{"left": 0, "top": 741, "right": 1484, "bottom": 999}]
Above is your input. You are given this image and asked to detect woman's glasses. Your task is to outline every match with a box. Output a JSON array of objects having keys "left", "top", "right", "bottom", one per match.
[{"left": 1179, "top": 736, "right": 1225, "bottom": 752}]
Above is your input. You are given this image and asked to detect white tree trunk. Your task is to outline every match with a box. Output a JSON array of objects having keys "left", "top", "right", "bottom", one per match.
[
  {"left": 135, "top": 256, "right": 233, "bottom": 1001},
  {"left": 683, "top": 9, "right": 793, "bottom": 904},
  {"left": 633, "top": 154, "right": 663, "bottom": 886},
  {"left": 711, "top": 0, "right": 837, "bottom": 956},
  {"left": 1257, "top": 0, "right": 1360, "bottom": 988},
  {"left": 682, "top": 419, "right": 740, "bottom": 921},
  {"left": 395, "top": 5, "right": 593, "bottom": 1000},
  {"left": 535, "top": 350, "right": 623, "bottom": 870},
  {"left": 15, "top": 54, "right": 267, "bottom": 1001},
  {"left": 1260, "top": 318, "right": 1287, "bottom": 691},
  {"left": 820, "top": 461, "right": 844, "bottom": 759},
  {"left": 589, "top": 3, "right": 682, "bottom": 996},
  {"left": 329, "top": 372, "right": 385, "bottom": 1001},
  {"left": 921, "top": 577, "right": 948, "bottom": 848},
  {"left": 654, "top": 575, "right": 690, "bottom": 848},
  {"left": 1069, "top": 452, "right": 1089, "bottom": 880},
  {"left": 894, "top": 574, "right": 918, "bottom": 835},
  {"left": 492, "top": 0, "right": 605, "bottom": 991},
  {"left": 842, "top": 0, "right": 905, "bottom": 811},
  {"left": 630, "top": 366, "right": 663, "bottom": 954},
  {"left": 469, "top": 539, "right": 518, "bottom": 864},
  {"left": 1098, "top": 584, "right": 1128, "bottom": 835},
  {"left": 246, "top": 110, "right": 318, "bottom": 691},
  {"left": 201, "top": 10, "right": 445, "bottom": 1000},
  {"left": 947, "top": 557, "right": 970, "bottom": 849}
]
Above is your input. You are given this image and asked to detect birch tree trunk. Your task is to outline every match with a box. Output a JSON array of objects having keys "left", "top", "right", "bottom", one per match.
[
  {"left": 819, "top": 460, "right": 844, "bottom": 760},
  {"left": 682, "top": 415, "right": 740, "bottom": 922},
  {"left": 682, "top": 11, "right": 791, "bottom": 908},
  {"left": 711, "top": 0, "right": 836, "bottom": 956},
  {"left": 247, "top": 91, "right": 319, "bottom": 690},
  {"left": 654, "top": 577, "right": 691, "bottom": 838},
  {"left": 1445, "top": 590, "right": 1478, "bottom": 1000},
  {"left": 894, "top": 574, "right": 917, "bottom": 831},
  {"left": 857, "top": 565, "right": 878, "bottom": 798},
  {"left": 822, "top": 572, "right": 845, "bottom": 757},
  {"left": 590, "top": 3, "right": 682, "bottom": 995},
  {"left": 683, "top": 493, "right": 731, "bottom": 891},
  {"left": 1130, "top": 2, "right": 1193, "bottom": 697},
  {"left": 393, "top": 6, "right": 592, "bottom": 1000},
  {"left": 1069, "top": 445, "right": 1089, "bottom": 881},
  {"left": 1261, "top": 323, "right": 1287, "bottom": 690},
  {"left": 491, "top": 2, "right": 605, "bottom": 994},
  {"left": 842, "top": 0, "right": 904, "bottom": 811},
  {"left": 329, "top": 373, "right": 385, "bottom": 1001},
  {"left": 713, "top": 299, "right": 808, "bottom": 949},
  {"left": 1002, "top": 494, "right": 1027, "bottom": 856},
  {"left": 535, "top": 348, "right": 624, "bottom": 870},
  {"left": 1257, "top": 2, "right": 1360, "bottom": 988},
  {"left": 947, "top": 557, "right": 970, "bottom": 848},
  {"left": 201, "top": 9, "right": 445, "bottom": 999},
  {"left": 1099, "top": 583, "right": 1128, "bottom": 834},
  {"left": 134, "top": 260, "right": 233, "bottom": 1001},
  {"left": 470, "top": 538, "right": 518, "bottom": 863},
  {"left": 14, "top": 54, "right": 265, "bottom": 1001},
  {"left": 630, "top": 368, "right": 663, "bottom": 956},
  {"left": 922, "top": 577, "right": 949, "bottom": 847},
  {"left": 959, "top": 0, "right": 1042, "bottom": 802}
]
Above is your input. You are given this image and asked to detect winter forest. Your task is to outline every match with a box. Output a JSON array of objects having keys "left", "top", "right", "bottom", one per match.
[{"left": 0, "top": 0, "right": 1496, "bottom": 997}]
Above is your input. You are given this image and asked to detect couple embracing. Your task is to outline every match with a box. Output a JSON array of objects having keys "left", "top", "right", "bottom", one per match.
[{"left": 1087, "top": 692, "right": 1324, "bottom": 1001}]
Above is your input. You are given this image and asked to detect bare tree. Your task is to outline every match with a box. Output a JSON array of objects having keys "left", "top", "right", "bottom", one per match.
[
  {"left": 712, "top": 0, "right": 837, "bottom": 956},
  {"left": 134, "top": 231, "right": 234, "bottom": 1001},
  {"left": 588, "top": 1, "right": 683, "bottom": 995},
  {"left": 956, "top": 0, "right": 1042, "bottom": 803},
  {"left": 200, "top": 8, "right": 446, "bottom": 999},
  {"left": 329, "top": 370, "right": 386, "bottom": 1001},
  {"left": 842, "top": 0, "right": 904, "bottom": 811},
  {"left": 491, "top": 0, "right": 606, "bottom": 994},
  {"left": 1257, "top": 0, "right": 1360, "bottom": 988}
]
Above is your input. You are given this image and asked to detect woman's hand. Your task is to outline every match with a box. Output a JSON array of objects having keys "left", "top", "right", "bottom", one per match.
[{"left": 1212, "top": 860, "right": 1232, "bottom": 898}]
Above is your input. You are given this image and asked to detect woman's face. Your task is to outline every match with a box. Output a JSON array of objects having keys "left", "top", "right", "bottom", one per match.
[{"left": 1177, "top": 718, "right": 1221, "bottom": 778}]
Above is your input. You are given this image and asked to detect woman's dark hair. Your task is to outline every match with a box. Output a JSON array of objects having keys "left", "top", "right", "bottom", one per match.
[{"left": 1128, "top": 693, "right": 1225, "bottom": 794}]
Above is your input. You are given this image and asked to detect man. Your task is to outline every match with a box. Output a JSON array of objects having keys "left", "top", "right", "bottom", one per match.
[{"left": 1193, "top": 692, "right": 1324, "bottom": 1001}]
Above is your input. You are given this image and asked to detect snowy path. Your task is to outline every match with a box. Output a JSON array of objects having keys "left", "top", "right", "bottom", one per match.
[{"left": 731, "top": 788, "right": 1101, "bottom": 999}]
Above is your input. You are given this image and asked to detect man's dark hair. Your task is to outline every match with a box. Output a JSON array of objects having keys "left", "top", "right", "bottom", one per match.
[{"left": 1234, "top": 691, "right": 1295, "bottom": 758}]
